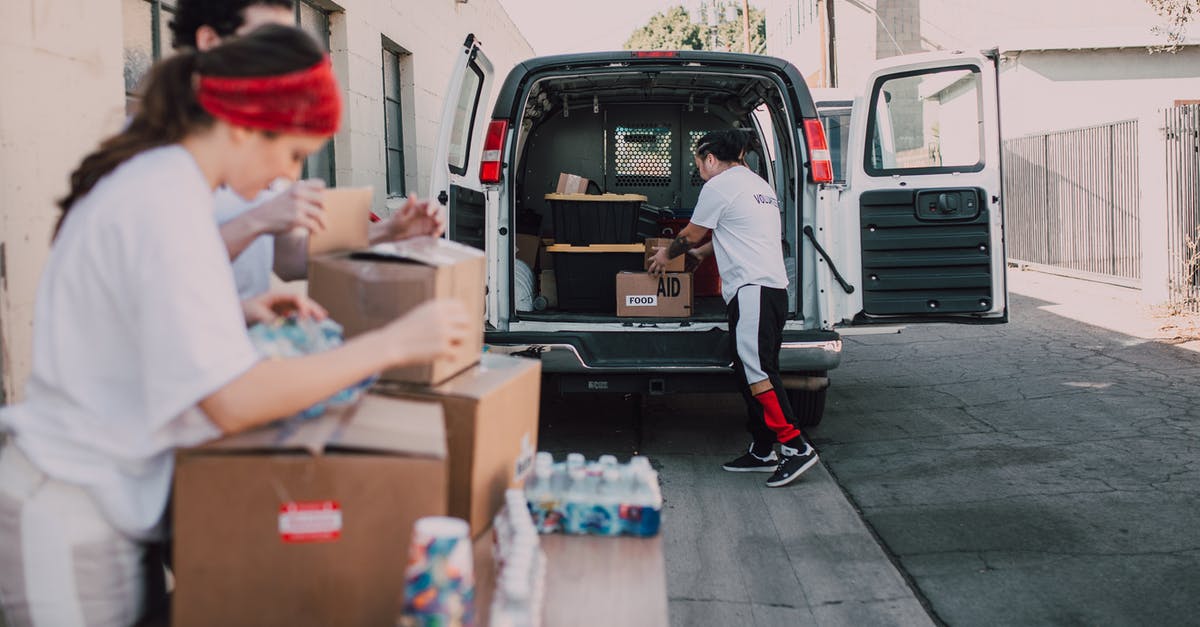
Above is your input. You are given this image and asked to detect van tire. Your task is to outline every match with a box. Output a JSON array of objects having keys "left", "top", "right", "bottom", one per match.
[{"left": 787, "top": 386, "right": 827, "bottom": 428}]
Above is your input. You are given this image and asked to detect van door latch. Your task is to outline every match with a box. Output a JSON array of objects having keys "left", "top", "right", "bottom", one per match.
[
  {"left": 437, "top": 190, "right": 449, "bottom": 205},
  {"left": 802, "top": 226, "right": 855, "bottom": 294}
]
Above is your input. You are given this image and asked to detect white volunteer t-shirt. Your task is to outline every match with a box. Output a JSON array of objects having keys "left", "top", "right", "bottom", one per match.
[
  {"left": 0, "top": 145, "right": 261, "bottom": 540},
  {"left": 214, "top": 184, "right": 284, "bottom": 300},
  {"left": 689, "top": 165, "right": 789, "bottom": 303}
]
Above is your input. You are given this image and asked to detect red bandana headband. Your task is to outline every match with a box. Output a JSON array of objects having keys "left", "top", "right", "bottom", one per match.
[{"left": 196, "top": 56, "right": 341, "bottom": 136}]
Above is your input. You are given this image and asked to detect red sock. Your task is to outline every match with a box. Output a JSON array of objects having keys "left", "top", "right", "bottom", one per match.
[{"left": 755, "top": 390, "right": 800, "bottom": 444}]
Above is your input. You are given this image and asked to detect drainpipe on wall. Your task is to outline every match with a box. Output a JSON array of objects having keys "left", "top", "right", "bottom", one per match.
[{"left": 825, "top": 0, "right": 838, "bottom": 87}]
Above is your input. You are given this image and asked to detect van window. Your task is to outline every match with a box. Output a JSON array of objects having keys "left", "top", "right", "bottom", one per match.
[
  {"left": 615, "top": 125, "right": 673, "bottom": 188},
  {"left": 448, "top": 64, "right": 484, "bottom": 175},
  {"left": 866, "top": 67, "right": 983, "bottom": 175},
  {"left": 817, "top": 108, "right": 850, "bottom": 182}
]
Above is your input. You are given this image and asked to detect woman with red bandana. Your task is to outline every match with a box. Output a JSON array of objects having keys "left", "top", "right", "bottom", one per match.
[{"left": 0, "top": 25, "right": 470, "bottom": 626}]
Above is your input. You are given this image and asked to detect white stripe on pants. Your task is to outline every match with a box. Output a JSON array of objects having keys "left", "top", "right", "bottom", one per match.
[
  {"left": 734, "top": 285, "right": 769, "bottom": 386},
  {"left": 0, "top": 440, "right": 147, "bottom": 627}
]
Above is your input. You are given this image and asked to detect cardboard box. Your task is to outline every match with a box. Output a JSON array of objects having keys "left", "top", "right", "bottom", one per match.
[
  {"left": 616, "top": 272, "right": 693, "bottom": 318},
  {"left": 373, "top": 354, "right": 541, "bottom": 537},
  {"left": 172, "top": 394, "right": 448, "bottom": 627},
  {"left": 539, "top": 238, "right": 556, "bottom": 270},
  {"left": 472, "top": 526, "right": 496, "bottom": 627},
  {"left": 308, "top": 187, "right": 372, "bottom": 256},
  {"left": 555, "top": 172, "right": 589, "bottom": 194},
  {"left": 643, "top": 237, "right": 685, "bottom": 272},
  {"left": 308, "top": 237, "right": 486, "bottom": 385},
  {"left": 515, "top": 233, "right": 541, "bottom": 271}
]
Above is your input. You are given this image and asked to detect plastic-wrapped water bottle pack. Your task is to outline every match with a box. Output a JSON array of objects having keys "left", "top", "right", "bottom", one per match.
[
  {"left": 524, "top": 452, "right": 662, "bottom": 538},
  {"left": 246, "top": 317, "right": 376, "bottom": 420},
  {"left": 490, "top": 490, "right": 546, "bottom": 627}
]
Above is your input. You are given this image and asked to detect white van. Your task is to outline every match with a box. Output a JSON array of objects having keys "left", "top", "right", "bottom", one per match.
[{"left": 430, "top": 38, "right": 1007, "bottom": 426}]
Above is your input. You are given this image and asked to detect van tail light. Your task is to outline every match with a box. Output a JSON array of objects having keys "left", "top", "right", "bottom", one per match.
[
  {"left": 802, "top": 118, "right": 834, "bottom": 184},
  {"left": 480, "top": 119, "right": 508, "bottom": 184}
]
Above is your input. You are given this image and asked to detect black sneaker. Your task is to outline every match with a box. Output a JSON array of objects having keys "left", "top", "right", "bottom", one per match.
[
  {"left": 721, "top": 444, "right": 779, "bottom": 472},
  {"left": 765, "top": 441, "right": 819, "bottom": 487}
]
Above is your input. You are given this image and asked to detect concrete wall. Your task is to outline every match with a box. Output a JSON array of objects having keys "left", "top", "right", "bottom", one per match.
[{"left": 0, "top": 0, "right": 532, "bottom": 402}]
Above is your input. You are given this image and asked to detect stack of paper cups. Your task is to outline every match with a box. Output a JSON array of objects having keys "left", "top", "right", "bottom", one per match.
[{"left": 401, "top": 516, "right": 475, "bottom": 626}]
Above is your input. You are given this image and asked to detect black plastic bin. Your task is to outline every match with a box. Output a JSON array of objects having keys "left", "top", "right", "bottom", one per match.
[
  {"left": 546, "top": 244, "right": 645, "bottom": 312},
  {"left": 545, "top": 193, "right": 647, "bottom": 245}
]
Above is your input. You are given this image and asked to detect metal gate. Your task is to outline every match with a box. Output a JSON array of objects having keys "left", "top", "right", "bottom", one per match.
[
  {"left": 1003, "top": 120, "right": 1141, "bottom": 286},
  {"left": 1165, "top": 104, "right": 1200, "bottom": 311}
]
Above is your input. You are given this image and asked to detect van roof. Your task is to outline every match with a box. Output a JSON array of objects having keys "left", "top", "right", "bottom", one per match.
[{"left": 490, "top": 50, "right": 818, "bottom": 120}]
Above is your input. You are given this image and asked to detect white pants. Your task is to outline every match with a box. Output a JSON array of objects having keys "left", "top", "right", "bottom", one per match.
[{"left": 0, "top": 440, "right": 160, "bottom": 627}]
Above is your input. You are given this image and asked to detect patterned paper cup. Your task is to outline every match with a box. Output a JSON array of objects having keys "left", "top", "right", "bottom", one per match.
[{"left": 401, "top": 516, "right": 475, "bottom": 626}]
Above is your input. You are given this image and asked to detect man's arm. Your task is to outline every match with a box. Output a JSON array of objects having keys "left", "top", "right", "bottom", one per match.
[
  {"left": 649, "top": 223, "right": 710, "bottom": 276},
  {"left": 272, "top": 230, "right": 309, "bottom": 281}
]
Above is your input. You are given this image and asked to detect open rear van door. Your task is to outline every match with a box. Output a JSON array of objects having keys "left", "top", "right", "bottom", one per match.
[
  {"left": 827, "top": 50, "right": 1007, "bottom": 325},
  {"left": 430, "top": 34, "right": 495, "bottom": 252}
]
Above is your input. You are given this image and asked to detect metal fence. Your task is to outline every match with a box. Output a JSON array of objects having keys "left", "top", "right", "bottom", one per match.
[
  {"left": 1003, "top": 120, "right": 1141, "bottom": 286},
  {"left": 1164, "top": 105, "right": 1200, "bottom": 311}
]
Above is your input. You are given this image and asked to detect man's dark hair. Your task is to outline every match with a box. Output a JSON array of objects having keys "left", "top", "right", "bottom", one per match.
[{"left": 169, "top": 0, "right": 295, "bottom": 50}]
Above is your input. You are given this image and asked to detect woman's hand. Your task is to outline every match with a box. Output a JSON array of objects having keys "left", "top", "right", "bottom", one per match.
[
  {"left": 370, "top": 195, "right": 446, "bottom": 244},
  {"left": 242, "top": 291, "right": 329, "bottom": 326},
  {"left": 252, "top": 179, "right": 327, "bottom": 236},
  {"left": 379, "top": 299, "right": 471, "bottom": 365}
]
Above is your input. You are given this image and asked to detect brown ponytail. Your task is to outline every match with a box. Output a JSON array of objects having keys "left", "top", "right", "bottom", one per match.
[
  {"left": 55, "top": 51, "right": 212, "bottom": 238},
  {"left": 54, "top": 24, "right": 326, "bottom": 239}
]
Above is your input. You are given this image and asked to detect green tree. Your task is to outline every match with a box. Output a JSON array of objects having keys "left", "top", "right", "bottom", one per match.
[
  {"left": 1147, "top": 0, "right": 1198, "bottom": 51},
  {"left": 625, "top": 2, "right": 767, "bottom": 54},
  {"left": 625, "top": 6, "right": 707, "bottom": 51}
]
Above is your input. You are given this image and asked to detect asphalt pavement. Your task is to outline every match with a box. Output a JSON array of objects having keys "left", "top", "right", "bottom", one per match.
[{"left": 539, "top": 269, "right": 1200, "bottom": 626}]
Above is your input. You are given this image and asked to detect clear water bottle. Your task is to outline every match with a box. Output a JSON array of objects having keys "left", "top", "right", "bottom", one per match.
[
  {"left": 561, "top": 465, "right": 590, "bottom": 535},
  {"left": 593, "top": 467, "right": 625, "bottom": 536}
]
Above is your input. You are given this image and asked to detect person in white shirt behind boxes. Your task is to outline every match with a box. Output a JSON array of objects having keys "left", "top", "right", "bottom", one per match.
[
  {"left": 0, "top": 26, "right": 469, "bottom": 627},
  {"left": 649, "top": 129, "right": 819, "bottom": 488},
  {"left": 169, "top": 0, "right": 444, "bottom": 299}
]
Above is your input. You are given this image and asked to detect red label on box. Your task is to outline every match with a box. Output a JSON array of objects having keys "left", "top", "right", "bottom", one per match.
[{"left": 278, "top": 501, "right": 342, "bottom": 543}]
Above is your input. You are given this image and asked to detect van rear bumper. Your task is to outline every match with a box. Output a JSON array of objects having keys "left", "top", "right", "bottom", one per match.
[{"left": 484, "top": 329, "right": 842, "bottom": 374}]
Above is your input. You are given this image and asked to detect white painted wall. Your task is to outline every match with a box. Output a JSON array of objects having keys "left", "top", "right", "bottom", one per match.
[
  {"left": 999, "top": 47, "right": 1200, "bottom": 138},
  {"left": 0, "top": 0, "right": 532, "bottom": 401}
]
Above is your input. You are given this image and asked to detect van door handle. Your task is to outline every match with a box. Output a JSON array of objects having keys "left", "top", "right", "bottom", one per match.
[{"left": 437, "top": 190, "right": 449, "bottom": 205}]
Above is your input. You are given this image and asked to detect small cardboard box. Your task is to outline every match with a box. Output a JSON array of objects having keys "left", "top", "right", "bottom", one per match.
[
  {"left": 643, "top": 237, "right": 685, "bottom": 272},
  {"left": 308, "top": 187, "right": 372, "bottom": 256},
  {"left": 308, "top": 237, "right": 485, "bottom": 385},
  {"left": 515, "top": 233, "right": 541, "bottom": 271},
  {"left": 555, "top": 172, "right": 589, "bottom": 194},
  {"left": 616, "top": 272, "right": 693, "bottom": 318},
  {"left": 374, "top": 354, "right": 541, "bottom": 537},
  {"left": 172, "top": 394, "right": 448, "bottom": 627}
]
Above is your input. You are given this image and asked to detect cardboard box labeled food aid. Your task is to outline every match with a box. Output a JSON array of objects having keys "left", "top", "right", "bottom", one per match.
[
  {"left": 374, "top": 354, "right": 541, "bottom": 537},
  {"left": 555, "top": 172, "right": 589, "bottom": 194},
  {"left": 172, "top": 394, "right": 448, "bottom": 627},
  {"left": 308, "top": 237, "right": 486, "bottom": 385},
  {"left": 616, "top": 272, "right": 693, "bottom": 318},
  {"left": 643, "top": 237, "right": 685, "bottom": 272}
]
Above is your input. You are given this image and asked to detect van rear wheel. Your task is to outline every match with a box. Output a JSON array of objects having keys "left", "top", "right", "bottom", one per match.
[{"left": 785, "top": 373, "right": 828, "bottom": 428}]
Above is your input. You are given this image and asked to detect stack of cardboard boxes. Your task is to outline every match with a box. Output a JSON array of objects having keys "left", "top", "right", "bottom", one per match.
[
  {"left": 171, "top": 190, "right": 540, "bottom": 626},
  {"left": 614, "top": 237, "right": 694, "bottom": 318}
]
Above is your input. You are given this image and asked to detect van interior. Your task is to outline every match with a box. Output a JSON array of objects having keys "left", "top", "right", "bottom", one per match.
[{"left": 509, "top": 70, "right": 799, "bottom": 324}]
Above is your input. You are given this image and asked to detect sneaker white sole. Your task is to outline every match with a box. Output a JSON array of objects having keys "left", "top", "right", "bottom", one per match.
[
  {"left": 721, "top": 464, "right": 777, "bottom": 473},
  {"left": 765, "top": 454, "right": 819, "bottom": 487}
]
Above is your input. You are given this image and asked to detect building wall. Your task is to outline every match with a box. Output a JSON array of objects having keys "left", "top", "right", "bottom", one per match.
[
  {"left": 0, "top": 0, "right": 127, "bottom": 404},
  {"left": 0, "top": 0, "right": 532, "bottom": 402},
  {"left": 1000, "top": 47, "right": 1200, "bottom": 138}
]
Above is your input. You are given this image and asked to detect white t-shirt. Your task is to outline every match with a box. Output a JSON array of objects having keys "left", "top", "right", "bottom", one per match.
[
  {"left": 689, "top": 165, "right": 789, "bottom": 303},
  {"left": 213, "top": 185, "right": 283, "bottom": 300},
  {"left": 0, "top": 145, "right": 261, "bottom": 540}
]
